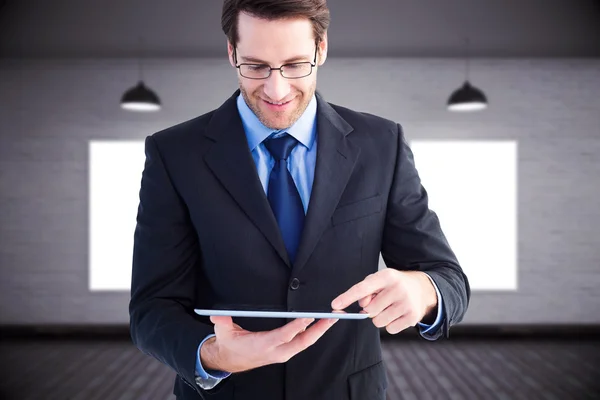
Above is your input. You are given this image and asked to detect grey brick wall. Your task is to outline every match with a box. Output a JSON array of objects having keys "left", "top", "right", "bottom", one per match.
[{"left": 1, "top": 58, "right": 599, "bottom": 325}]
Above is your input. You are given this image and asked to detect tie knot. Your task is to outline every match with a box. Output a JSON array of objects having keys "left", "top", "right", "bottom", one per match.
[{"left": 264, "top": 133, "right": 299, "bottom": 161}]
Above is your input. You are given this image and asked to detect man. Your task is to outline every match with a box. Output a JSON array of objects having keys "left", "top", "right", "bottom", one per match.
[{"left": 129, "top": 1, "right": 470, "bottom": 399}]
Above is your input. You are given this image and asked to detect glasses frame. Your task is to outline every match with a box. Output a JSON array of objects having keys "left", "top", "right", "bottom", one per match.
[{"left": 234, "top": 44, "right": 319, "bottom": 80}]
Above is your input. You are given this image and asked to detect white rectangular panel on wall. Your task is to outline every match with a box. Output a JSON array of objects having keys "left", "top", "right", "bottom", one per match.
[
  {"left": 89, "top": 140, "right": 145, "bottom": 291},
  {"left": 378, "top": 140, "right": 518, "bottom": 291}
]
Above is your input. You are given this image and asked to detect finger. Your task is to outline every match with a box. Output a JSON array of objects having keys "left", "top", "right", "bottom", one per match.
[
  {"left": 358, "top": 293, "right": 376, "bottom": 308},
  {"left": 211, "top": 315, "right": 245, "bottom": 337},
  {"left": 371, "top": 302, "right": 405, "bottom": 329},
  {"left": 276, "top": 318, "right": 338, "bottom": 361},
  {"left": 363, "top": 287, "right": 404, "bottom": 317},
  {"left": 385, "top": 314, "right": 413, "bottom": 335},
  {"left": 210, "top": 315, "right": 234, "bottom": 329},
  {"left": 267, "top": 318, "right": 315, "bottom": 345},
  {"left": 331, "top": 276, "right": 385, "bottom": 310}
]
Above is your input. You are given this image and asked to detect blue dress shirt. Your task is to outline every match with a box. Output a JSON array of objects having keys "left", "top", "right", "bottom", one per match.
[{"left": 194, "top": 93, "right": 444, "bottom": 387}]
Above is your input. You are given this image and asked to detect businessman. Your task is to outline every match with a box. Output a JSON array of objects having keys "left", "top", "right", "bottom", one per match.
[{"left": 129, "top": 1, "right": 470, "bottom": 399}]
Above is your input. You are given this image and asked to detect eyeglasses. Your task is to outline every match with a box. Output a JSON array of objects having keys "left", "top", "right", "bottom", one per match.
[{"left": 234, "top": 46, "right": 318, "bottom": 80}]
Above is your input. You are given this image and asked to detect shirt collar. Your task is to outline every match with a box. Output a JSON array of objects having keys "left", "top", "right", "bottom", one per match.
[{"left": 236, "top": 93, "right": 317, "bottom": 152}]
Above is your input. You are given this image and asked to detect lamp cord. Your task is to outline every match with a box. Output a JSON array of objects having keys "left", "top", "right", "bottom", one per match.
[{"left": 137, "top": 37, "right": 144, "bottom": 82}]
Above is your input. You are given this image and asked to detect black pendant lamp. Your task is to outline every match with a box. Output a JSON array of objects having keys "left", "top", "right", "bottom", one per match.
[
  {"left": 447, "top": 38, "right": 488, "bottom": 112},
  {"left": 121, "top": 38, "right": 161, "bottom": 112},
  {"left": 121, "top": 81, "right": 161, "bottom": 112}
]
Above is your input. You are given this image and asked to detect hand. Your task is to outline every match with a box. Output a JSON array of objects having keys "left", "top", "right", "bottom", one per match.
[
  {"left": 330, "top": 269, "right": 437, "bottom": 334},
  {"left": 201, "top": 316, "right": 338, "bottom": 373}
]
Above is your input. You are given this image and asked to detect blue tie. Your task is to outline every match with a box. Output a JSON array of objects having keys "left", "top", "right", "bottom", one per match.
[{"left": 264, "top": 133, "right": 305, "bottom": 263}]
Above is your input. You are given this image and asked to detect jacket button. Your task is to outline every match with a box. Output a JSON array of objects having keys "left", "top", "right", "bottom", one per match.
[{"left": 290, "top": 278, "right": 300, "bottom": 290}]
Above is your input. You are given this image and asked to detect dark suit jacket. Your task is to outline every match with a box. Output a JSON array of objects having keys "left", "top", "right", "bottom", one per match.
[{"left": 129, "top": 89, "right": 470, "bottom": 400}]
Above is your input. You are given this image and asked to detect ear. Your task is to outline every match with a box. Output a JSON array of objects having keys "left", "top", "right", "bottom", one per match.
[
  {"left": 317, "top": 33, "right": 328, "bottom": 66},
  {"left": 227, "top": 40, "right": 235, "bottom": 67}
]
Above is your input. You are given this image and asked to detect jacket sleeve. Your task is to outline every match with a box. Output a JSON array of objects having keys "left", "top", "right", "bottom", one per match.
[
  {"left": 129, "top": 135, "right": 216, "bottom": 394},
  {"left": 381, "top": 124, "right": 471, "bottom": 339}
]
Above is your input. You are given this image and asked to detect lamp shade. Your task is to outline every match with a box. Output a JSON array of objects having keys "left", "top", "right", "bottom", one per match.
[
  {"left": 447, "top": 81, "right": 488, "bottom": 112},
  {"left": 120, "top": 81, "right": 161, "bottom": 112}
]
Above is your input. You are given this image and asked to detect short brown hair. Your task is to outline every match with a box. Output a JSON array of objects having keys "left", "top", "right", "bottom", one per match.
[{"left": 221, "top": 0, "right": 330, "bottom": 47}]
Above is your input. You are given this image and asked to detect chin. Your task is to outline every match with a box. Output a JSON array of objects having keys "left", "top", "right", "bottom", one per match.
[
  {"left": 242, "top": 88, "right": 311, "bottom": 130},
  {"left": 262, "top": 116, "right": 293, "bottom": 131},
  {"left": 256, "top": 105, "right": 297, "bottom": 130}
]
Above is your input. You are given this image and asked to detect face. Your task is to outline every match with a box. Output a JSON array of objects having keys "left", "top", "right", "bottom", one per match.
[{"left": 228, "top": 12, "right": 327, "bottom": 130}]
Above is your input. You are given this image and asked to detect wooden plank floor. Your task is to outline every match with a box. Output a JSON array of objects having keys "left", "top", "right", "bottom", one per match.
[{"left": 1, "top": 338, "right": 598, "bottom": 399}]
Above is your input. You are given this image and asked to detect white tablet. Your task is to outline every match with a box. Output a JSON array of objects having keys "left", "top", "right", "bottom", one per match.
[{"left": 194, "top": 309, "right": 370, "bottom": 320}]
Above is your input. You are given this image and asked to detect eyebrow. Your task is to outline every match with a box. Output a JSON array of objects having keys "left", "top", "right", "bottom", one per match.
[{"left": 239, "top": 54, "right": 312, "bottom": 64}]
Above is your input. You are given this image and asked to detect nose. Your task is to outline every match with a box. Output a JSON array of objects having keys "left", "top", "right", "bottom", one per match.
[{"left": 263, "top": 70, "right": 291, "bottom": 102}]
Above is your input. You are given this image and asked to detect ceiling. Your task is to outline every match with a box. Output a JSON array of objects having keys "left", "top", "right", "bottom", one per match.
[{"left": 1, "top": 0, "right": 599, "bottom": 58}]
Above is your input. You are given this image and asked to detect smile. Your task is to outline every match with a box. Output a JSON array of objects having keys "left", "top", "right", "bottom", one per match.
[{"left": 263, "top": 98, "right": 294, "bottom": 109}]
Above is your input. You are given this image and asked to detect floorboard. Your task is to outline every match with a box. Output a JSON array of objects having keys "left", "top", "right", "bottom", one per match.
[{"left": 1, "top": 338, "right": 598, "bottom": 399}]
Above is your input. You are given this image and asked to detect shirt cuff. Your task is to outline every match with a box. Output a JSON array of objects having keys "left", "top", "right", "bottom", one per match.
[
  {"left": 417, "top": 273, "right": 444, "bottom": 338},
  {"left": 195, "top": 334, "right": 231, "bottom": 385}
]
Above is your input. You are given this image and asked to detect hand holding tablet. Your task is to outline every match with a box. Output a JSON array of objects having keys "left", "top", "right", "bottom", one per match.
[{"left": 198, "top": 310, "right": 348, "bottom": 374}]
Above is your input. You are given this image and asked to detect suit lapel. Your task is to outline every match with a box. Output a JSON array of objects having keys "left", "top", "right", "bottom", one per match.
[
  {"left": 292, "top": 92, "right": 360, "bottom": 276},
  {"left": 203, "top": 90, "right": 291, "bottom": 267}
]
